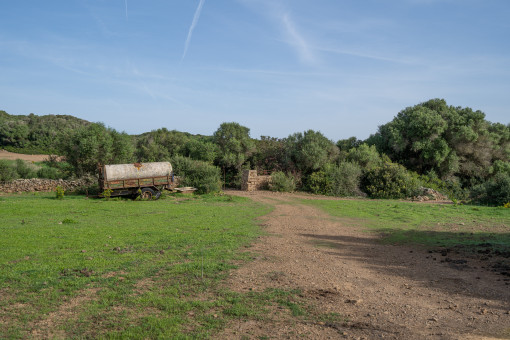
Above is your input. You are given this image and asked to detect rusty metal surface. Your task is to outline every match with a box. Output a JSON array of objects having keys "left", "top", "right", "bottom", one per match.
[{"left": 103, "top": 162, "right": 173, "bottom": 181}]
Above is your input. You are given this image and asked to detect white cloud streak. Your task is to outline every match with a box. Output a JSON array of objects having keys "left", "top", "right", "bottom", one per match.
[
  {"left": 182, "top": 0, "right": 206, "bottom": 61},
  {"left": 125, "top": 0, "right": 128, "bottom": 20},
  {"left": 281, "top": 13, "right": 316, "bottom": 64}
]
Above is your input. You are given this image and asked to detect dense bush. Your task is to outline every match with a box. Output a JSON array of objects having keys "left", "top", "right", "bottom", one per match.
[
  {"left": 308, "top": 170, "right": 330, "bottom": 195},
  {"left": 329, "top": 162, "right": 362, "bottom": 196},
  {"left": 361, "top": 162, "right": 421, "bottom": 199},
  {"left": 470, "top": 172, "right": 510, "bottom": 206},
  {"left": 171, "top": 155, "right": 221, "bottom": 194},
  {"left": 346, "top": 144, "right": 382, "bottom": 170},
  {"left": 15, "top": 159, "right": 37, "bottom": 178},
  {"left": 269, "top": 171, "right": 296, "bottom": 192},
  {"left": 0, "top": 160, "right": 19, "bottom": 181},
  {"left": 308, "top": 162, "right": 362, "bottom": 196},
  {"left": 0, "top": 159, "right": 71, "bottom": 181},
  {"left": 36, "top": 166, "right": 63, "bottom": 180},
  {"left": 58, "top": 123, "right": 134, "bottom": 176}
]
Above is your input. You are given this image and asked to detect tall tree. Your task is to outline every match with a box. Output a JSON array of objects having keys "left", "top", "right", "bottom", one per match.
[
  {"left": 213, "top": 122, "right": 255, "bottom": 171},
  {"left": 59, "top": 123, "right": 134, "bottom": 176},
  {"left": 287, "top": 130, "right": 339, "bottom": 174},
  {"left": 367, "top": 98, "right": 509, "bottom": 184}
]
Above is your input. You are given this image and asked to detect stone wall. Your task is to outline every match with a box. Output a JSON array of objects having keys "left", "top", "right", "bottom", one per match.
[
  {"left": 0, "top": 178, "right": 93, "bottom": 193},
  {"left": 241, "top": 170, "right": 272, "bottom": 191}
]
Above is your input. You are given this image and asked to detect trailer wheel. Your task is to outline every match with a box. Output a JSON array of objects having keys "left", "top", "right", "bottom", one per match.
[{"left": 140, "top": 188, "right": 156, "bottom": 200}]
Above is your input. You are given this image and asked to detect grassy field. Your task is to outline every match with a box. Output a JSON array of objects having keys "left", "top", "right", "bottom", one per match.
[
  {"left": 304, "top": 199, "right": 510, "bottom": 252},
  {"left": 0, "top": 192, "right": 309, "bottom": 339}
]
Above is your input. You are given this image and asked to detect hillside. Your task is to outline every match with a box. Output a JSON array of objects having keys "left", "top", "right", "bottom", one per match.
[{"left": 0, "top": 110, "right": 91, "bottom": 154}]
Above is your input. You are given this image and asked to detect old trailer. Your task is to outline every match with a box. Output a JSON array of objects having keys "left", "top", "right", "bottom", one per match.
[{"left": 98, "top": 162, "right": 175, "bottom": 200}]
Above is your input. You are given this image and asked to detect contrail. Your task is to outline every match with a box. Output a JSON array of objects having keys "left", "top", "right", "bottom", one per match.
[
  {"left": 181, "top": 0, "right": 205, "bottom": 61},
  {"left": 125, "top": 0, "right": 128, "bottom": 20}
]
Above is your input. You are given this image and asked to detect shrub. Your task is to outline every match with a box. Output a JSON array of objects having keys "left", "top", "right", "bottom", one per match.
[
  {"left": 269, "top": 171, "right": 296, "bottom": 192},
  {"left": 171, "top": 155, "right": 221, "bottom": 194},
  {"left": 15, "top": 159, "right": 37, "bottom": 178},
  {"left": 361, "top": 162, "right": 421, "bottom": 199},
  {"left": 470, "top": 172, "right": 510, "bottom": 206},
  {"left": 55, "top": 186, "right": 65, "bottom": 200},
  {"left": 308, "top": 170, "right": 331, "bottom": 195},
  {"left": 102, "top": 188, "right": 113, "bottom": 200},
  {"left": 0, "top": 160, "right": 19, "bottom": 182},
  {"left": 37, "top": 166, "right": 63, "bottom": 179},
  {"left": 308, "top": 162, "right": 362, "bottom": 197},
  {"left": 329, "top": 162, "right": 362, "bottom": 196}
]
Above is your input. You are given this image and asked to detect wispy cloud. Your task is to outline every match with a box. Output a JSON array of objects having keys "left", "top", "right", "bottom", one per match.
[
  {"left": 281, "top": 14, "right": 316, "bottom": 65},
  {"left": 315, "top": 45, "right": 419, "bottom": 65},
  {"left": 182, "top": 0, "right": 206, "bottom": 61},
  {"left": 125, "top": 0, "right": 128, "bottom": 20}
]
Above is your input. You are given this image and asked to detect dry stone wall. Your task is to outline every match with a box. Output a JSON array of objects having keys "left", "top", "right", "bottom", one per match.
[
  {"left": 0, "top": 178, "right": 93, "bottom": 193},
  {"left": 241, "top": 170, "right": 272, "bottom": 191}
]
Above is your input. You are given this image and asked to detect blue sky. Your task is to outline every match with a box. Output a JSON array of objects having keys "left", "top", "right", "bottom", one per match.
[{"left": 1, "top": 0, "right": 509, "bottom": 140}]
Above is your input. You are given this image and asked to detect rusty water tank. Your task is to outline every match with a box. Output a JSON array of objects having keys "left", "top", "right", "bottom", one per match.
[{"left": 103, "top": 162, "right": 173, "bottom": 181}]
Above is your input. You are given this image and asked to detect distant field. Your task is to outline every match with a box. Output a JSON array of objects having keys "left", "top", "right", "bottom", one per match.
[
  {"left": 0, "top": 193, "right": 313, "bottom": 339},
  {"left": 304, "top": 199, "right": 510, "bottom": 251},
  {"left": 0, "top": 150, "right": 52, "bottom": 162}
]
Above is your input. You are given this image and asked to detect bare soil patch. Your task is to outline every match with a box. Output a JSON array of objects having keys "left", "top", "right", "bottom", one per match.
[
  {"left": 30, "top": 287, "right": 100, "bottom": 339},
  {"left": 218, "top": 190, "right": 510, "bottom": 340}
]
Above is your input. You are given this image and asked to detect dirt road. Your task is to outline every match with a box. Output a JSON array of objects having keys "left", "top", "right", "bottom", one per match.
[{"left": 219, "top": 191, "right": 510, "bottom": 340}]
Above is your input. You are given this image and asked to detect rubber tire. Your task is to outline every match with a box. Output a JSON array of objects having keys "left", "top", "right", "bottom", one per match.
[{"left": 140, "top": 187, "right": 156, "bottom": 200}]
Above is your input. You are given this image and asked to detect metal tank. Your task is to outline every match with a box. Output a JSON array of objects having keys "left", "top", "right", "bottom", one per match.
[{"left": 103, "top": 162, "right": 173, "bottom": 181}]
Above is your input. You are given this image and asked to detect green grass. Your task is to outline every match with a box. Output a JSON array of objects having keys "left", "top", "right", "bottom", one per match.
[
  {"left": 303, "top": 199, "right": 510, "bottom": 251},
  {"left": 0, "top": 192, "right": 306, "bottom": 339}
]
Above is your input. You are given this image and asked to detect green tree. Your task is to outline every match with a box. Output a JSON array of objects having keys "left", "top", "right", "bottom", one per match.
[
  {"left": 367, "top": 99, "right": 509, "bottom": 185},
  {"left": 59, "top": 123, "right": 134, "bottom": 176},
  {"left": 287, "top": 130, "right": 339, "bottom": 174},
  {"left": 135, "top": 128, "right": 190, "bottom": 162},
  {"left": 251, "top": 136, "right": 291, "bottom": 172},
  {"left": 213, "top": 122, "right": 255, "bottom": 171},
  {"left": 184, "top": 138, "right": 218, "bottom": 163},
  {"left": 346, "top": 144, "right": 383, "bottom": 170}
]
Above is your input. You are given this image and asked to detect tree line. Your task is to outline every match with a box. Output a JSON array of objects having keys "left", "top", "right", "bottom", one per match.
[{"left": 1, "top": 99, "right": 509, "bottom": 204}]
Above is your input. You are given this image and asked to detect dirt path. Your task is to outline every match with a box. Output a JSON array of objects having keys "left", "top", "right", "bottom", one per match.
[{"left": 218, "top": 191, "right": 510, "bottom": 340}]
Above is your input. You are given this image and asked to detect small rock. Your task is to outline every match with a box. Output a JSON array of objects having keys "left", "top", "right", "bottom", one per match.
[
  {"left": 81, "top": 250, "right": 86, "bottom": 253},
  {"left": 345, "top": 299, "right": 362, "bottom": 305},
  {"left": 428, "top": 317, "right": 438, "bottom": 322}
]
